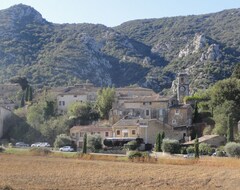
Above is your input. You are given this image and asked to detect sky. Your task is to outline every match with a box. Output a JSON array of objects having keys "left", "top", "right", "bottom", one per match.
[{"left": 0, "top": 0, "right": 240, "bottom": 27}]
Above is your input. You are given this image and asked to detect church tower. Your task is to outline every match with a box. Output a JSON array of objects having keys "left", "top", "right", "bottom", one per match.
[{"left": 177, "top": 73, "right": 189, "bottom": 104}]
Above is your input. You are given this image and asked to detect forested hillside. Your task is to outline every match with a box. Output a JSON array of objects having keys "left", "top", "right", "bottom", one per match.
[{"left": 0, "top": 4, "right": 240, "bottom": 92}]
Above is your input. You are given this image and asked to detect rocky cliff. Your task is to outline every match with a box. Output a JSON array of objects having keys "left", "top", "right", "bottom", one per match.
[{"left": 0, "top": 4, "right": 239, "bottom": 92}]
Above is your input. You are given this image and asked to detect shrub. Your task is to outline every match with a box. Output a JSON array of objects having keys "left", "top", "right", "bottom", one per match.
[
  {"left": 127, "top": 151, "right": 143, "bottom": 159},
  {"left": 29, "top": 147, "right": 52, "bottom": 156},
  {"left": 186, "top": 146, "right": 195, "bottom": 154},
  {"left": 215, "top": 150, "right": 226, "bottom": 157},
  {"left": 180, "top": 147, "right": 187, "bottom": 154},
  {"left": 1, "top": 185, "right": 14, "bottom": 190},
  {"left": 124, "top": 140, "right": 138, "bottom": 150},
  {"left": 224, "top": 142, "right": 240, "bottom": 157},
  {"left": 87, "top": 134, "right": 102, "bottom": 152},
  {"left": 162, "top": 139, "right": 180, "bottom": 154},
  {"left": 0, "top": 146, "right": 5, "bottom": 153},
  {"left": 199, "top": 143, "right": 212, "bottom": 155},
  {"left": 54, "top": 134, "right": 72, "bottom": 148}
]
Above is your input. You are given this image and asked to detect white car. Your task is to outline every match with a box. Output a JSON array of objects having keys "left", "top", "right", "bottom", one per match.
[
  {"left": 31, "top": 142, "right": 50, "bottom": 147},
  {"left": 59, "top": 146, "right": 74, "bottom": 152}
]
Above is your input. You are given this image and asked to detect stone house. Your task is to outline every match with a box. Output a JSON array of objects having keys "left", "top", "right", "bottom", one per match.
[
  {"left": 183, "top": 135, "right": 226, "bottom": 147},
  {"left": 112, "top": 118, "right": 190, "bottom": 145},
  {"left": 110, "top": 94, "right": 178, "bottom": 124},
  {"left": 52, "top": 83, "right": 99, "bottom": 114},
  {"left": 70, "top": 125, "right": 112, "bottom": 148}
]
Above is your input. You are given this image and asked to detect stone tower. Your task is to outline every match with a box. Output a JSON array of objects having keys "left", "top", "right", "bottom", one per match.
[{"left": 177, "top": 73, "right": 189, "bottom": 104}]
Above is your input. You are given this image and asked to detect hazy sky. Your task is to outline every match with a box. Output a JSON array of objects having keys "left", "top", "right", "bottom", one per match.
[{"left": 0, "top": 0, "right": 240, "bottom": 27}]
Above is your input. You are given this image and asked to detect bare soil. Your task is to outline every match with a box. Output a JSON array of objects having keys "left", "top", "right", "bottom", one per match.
[{"left": 0, "top": 154, "right": 240, "bottom": 190}]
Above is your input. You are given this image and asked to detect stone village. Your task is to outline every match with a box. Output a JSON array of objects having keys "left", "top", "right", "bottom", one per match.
[{"left": 0, "top": 73, "right": 227, "bottom": 149}]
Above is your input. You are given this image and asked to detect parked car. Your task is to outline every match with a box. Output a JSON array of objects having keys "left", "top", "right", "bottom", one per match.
[
  {"left": 31, "top": 142, "right": 50, "bottom": 147},
  {"left": 38, "top": 142, "right": 51, "bottom": 147},
  {"left": 59, "top": 146, "right": 74, "bottom": 152},
  {"left": 15, "top": 142, "right": 29, "bottom": 147}
]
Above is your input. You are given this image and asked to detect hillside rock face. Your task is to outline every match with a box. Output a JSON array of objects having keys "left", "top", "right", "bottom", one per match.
[{"left": 0, "top": 4, "right": 240, "bottom": 92}]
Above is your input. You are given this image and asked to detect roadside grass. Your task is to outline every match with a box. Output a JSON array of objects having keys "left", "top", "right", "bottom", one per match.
[{"left": 3, "top": 148, "right": 240, "bottom": 168}]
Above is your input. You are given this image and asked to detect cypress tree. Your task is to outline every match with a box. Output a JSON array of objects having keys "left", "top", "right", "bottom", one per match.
[
  {"left": 82, "top": 133, "right": 87, "bottom": 154},
  {"left": 25, "top": 86, "right": 29, "bottom": 101},
  {"left": 193, "top": 102, "right": 199, "bottom": 123},
  {"left": 29, "top": 86, "right": 33, "bottom": 101},
  {"left": 227, "top": 114, "right": 234, "bottom": 142},
  {"left": 20, "top": 95, "right": 25, "bottom": 107},
  {"left": 162, "top": 131, "right": 165, "bottom": 140},
  {"left": 155, "top": 133, "right": 162, "bottom": 152},
  {"left": 194, "top": 135, "right": 199, "bottom": 158}
]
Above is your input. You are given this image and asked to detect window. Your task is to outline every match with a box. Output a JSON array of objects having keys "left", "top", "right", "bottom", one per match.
[
  {"left": 123, "top": 132, "right": 128, "bottom": 137},
  {"left": 132, "top": 130, "right": 136, "bottom": 135},
  {"left": 74, "top": 95, "right": 77, "bottom": 97},
  {"left": 91, "top": 132, "right": 94, "bottom": 135},
  {"left": 71, "top": 133, "right": 75, "bottom": 137},
  {"left": 143, "top": 102, "right": 145, "bottom": 105},
  {"left": 159, "top": 109, "right": 163, "bottom": 116},
  {"left": 117, "top": 130, "right": 120, "bottom": 135},
  {"left": 105, "top": 132, "right": 109, "bottom": 137},
  {"left": 80, "top": 132, "right": 83, "bottom": 137},
  {"left": 181, "top": 77, "right": 184, "bottom": 83},
  {"left": 149, "top": 102, "right": 152, "bottom": 105},
  {"left": 146, "top": 109, "right": 150, "bottom": 116},
  {"left": 175, "top": 109, "right": 179, "bottom": 115},
  {"left": 172, "top": 119, "right": 176, "bottom": 125},
  {"left": 59, "top": 101, "right": 62, "bottom": 106},
  {"left": 76, "top": 132, "right": 79, "bottom": 137},
  {"left": 62, "top": 101, "right": 65, "bottom": 106}
]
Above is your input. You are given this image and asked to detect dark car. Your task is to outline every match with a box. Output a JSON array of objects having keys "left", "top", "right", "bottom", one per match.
[{"left": 15, "top": 142, "right": 29, "bottom": 147}]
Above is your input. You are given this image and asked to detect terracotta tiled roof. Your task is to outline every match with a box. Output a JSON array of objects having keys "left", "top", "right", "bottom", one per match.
[
  {"left": 183, "top": 135, "right": 221, "bottom": 145},
  {"left": 123, "top": 94, "right": 173, "bottom": 103},
  {"left": 113, "top": 119, "right": 140, "bottom": 127},
  {"left": 70, "top": 125, "right": 112, "bottom": 132}
]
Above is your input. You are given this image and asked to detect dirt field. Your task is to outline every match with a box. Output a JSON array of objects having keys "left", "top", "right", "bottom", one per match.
[{"left": 0, "top": 154, "right": 240, "bottom": 190}]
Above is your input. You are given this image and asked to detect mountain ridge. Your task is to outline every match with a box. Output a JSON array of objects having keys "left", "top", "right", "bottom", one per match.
[{"left": 0, "top": 4, "right": 239, "bottom": 92}]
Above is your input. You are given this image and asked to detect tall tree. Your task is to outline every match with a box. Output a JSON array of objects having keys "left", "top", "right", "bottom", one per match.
[
  {"left": 10, "top": 76, "right": 29, "bottom": 90},
  {"left": 155, "top": 133, "right": 162, "bottom": 152},
  {"left": 82, "top": 133, "right": 87, "bottom": 154},
  {"left": 96, "top": 87, "right": 115, "bottom": 120},
  {"left": 162, "top": 131, "right": 165, "bottom": 140},
  {"left": 28, "top": 86, "right": 33, "bottom": 101},
  {"left": 227, "top": 114, "right": 234, "bottom": 142},
  {"left": 194, "top": 135, "right": 199, "bottom": 158}
]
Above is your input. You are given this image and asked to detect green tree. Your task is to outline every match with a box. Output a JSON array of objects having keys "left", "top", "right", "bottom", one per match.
[
  {"left": 68, "top": 102, "right": 99, "bottom": 125},
  {"left": 193, "top": 102, "right": 199, "bottom": 123},
  {"left": 162, "top": 131, "right": 165, "bottom": 140},
  {"left": 194, "top": 136, "right": 199, "bottom": 158},
  {"left": 25, "top": 86, "right": 29, "bottom": 102},
  {"left": 54, "top": 134, "right": 72, "bottom": 148},
  {"left": 155, "top": 133, "right": 162, "bottom": 152},
  {"left": 43, "top": 101, "right": 55, "bottom": 120},
  {"left": 232, "top": 63, "right": 240, "bottom": 79},
  {"left": 87, "top": 134, "right": 102, "bottom": 152},
  {"left": 96, "top": 87, "right": 115, "bottom": 119},
  {"left": 227, "top": 114, "right": 234, "bottom": 142},
  {"left": 82, "top": 133, "right": 87, "bottom": 154},
  {"left": 10, "top": 76, "right": 28, "bottom": 90}
]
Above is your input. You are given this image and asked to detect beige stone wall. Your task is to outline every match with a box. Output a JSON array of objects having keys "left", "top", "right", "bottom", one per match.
[
  {"left": 168, "top": 107, "right": 192, "bottom": 127},
  {"left": 112, "top": 126, "right": 139, "bottom": 138},
  {"left": 205, "top": 136, "right": 226, "bottom": 147},
  {"left": 139, "top": 120, "right": 187, "bottom": 145},
  {"left": 70, "top": 129, "right": 113, "bottom": 148},
  {"left": 0, "top": 107, "right": 12, "bottom": 138},
  {"left": 57, "top": 94, "right": 88, "bottom": 114}
]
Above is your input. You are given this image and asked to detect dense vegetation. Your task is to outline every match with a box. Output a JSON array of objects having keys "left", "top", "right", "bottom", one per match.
[{"left": 0, "top": 4, "right": 240, "bottom": 92}]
